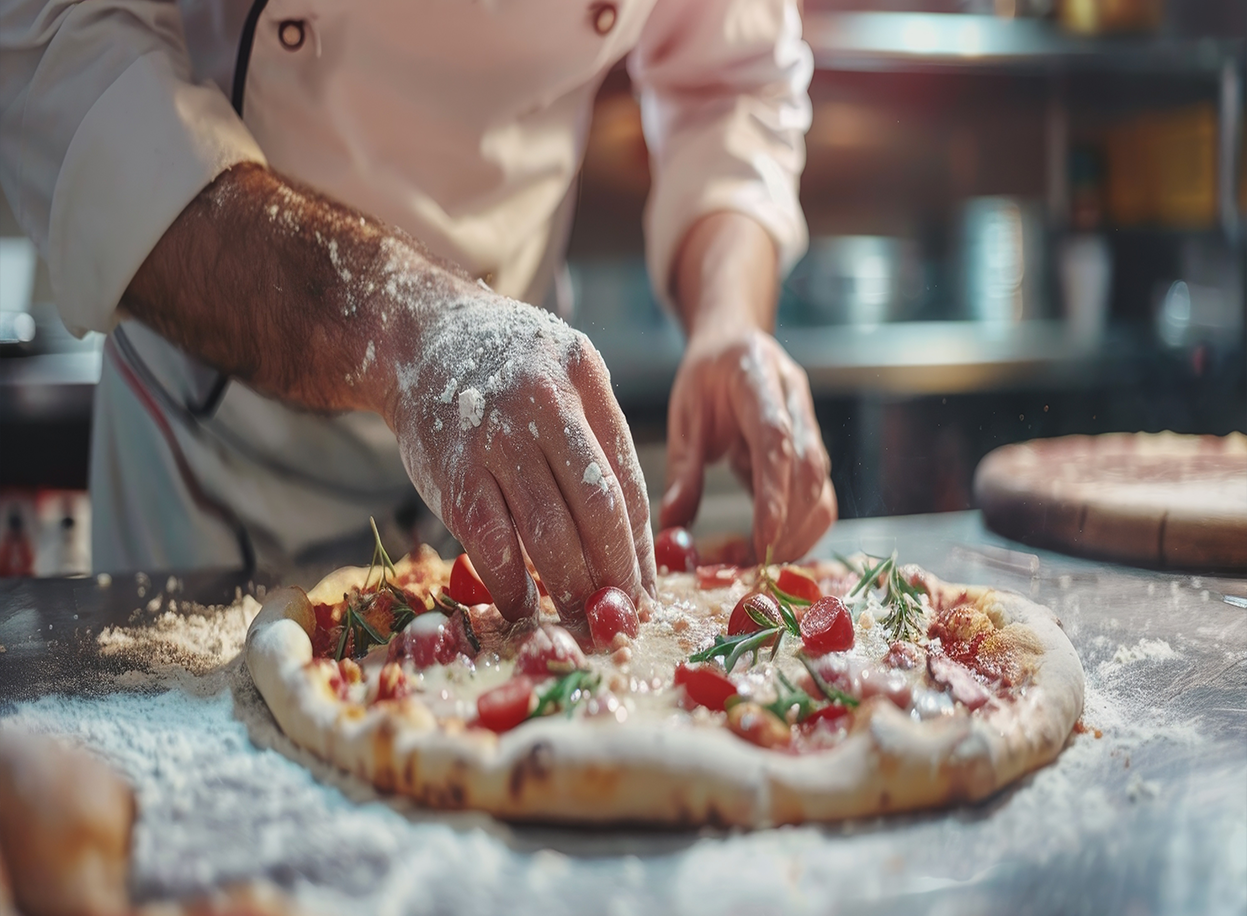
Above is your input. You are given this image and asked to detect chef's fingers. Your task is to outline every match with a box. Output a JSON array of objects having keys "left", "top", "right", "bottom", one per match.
[
  {"left": 776, "top": 474, "right": 838, "bottom": 561},
  {"left": 770, "top": 361, "right": 836, "bottom": 560},
  {"left": 575, "top": 366, "right": 658, "bottom": 598},
  {"left": 533, "top": 358, "right": 644, "bottom": 615},
  {"left": 450, "top": 474, "right": 540, "bottom": 622},
  {"left": 660, "top": 373, "right": 707, "bottom": 534},
  {"left": 731, "top": 340, "right": 795, "bottom": 561},
  {"left": 487, "top": 440, "right": 597, "bottom": 622}
]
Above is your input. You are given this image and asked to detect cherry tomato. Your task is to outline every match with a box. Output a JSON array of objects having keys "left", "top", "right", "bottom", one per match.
[
  {"left": 727, "top": 592, "right": 781, "bottom": 636},
  {"left": 513, "top": 625, "right": 588, "bottom": 678},
  {"left": 673, "top": 663, "right": 738, "bottom": 711},
  {"left": 448, "top": 553, "right": 493, "bottom": 606},
  {"left": 585, "top": 586, "right": 639, "bottom": 651},
  {"left": 801, "top": 703, "right": 851, "bottom": 732},
  {"left": 776, "top": 567, "right": 822, "bottom": 604},
  {"left": 695, "top": 564, "right": 740, "bottom": 590},
  {"left": 476, "top": 676, "right": 535, "bottom": 732},
  {"left": 654, "top": 527, "right": 699, "bottom": 574},
  {"left": 800, "top": 595, "right": 855, "bottom": 654},
  {"left": 388, "top": 612, "right": 456, "bottom": 668}
]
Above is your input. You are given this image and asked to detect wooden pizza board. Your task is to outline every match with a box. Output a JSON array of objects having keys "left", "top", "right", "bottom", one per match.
[{"left": 973, "top": 431, "right": 1247, "bottom": 571}]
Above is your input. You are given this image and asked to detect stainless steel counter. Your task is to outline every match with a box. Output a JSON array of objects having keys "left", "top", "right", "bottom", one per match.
[{"left": 1, "top": 511, "right": 1244, "bottom": 915}]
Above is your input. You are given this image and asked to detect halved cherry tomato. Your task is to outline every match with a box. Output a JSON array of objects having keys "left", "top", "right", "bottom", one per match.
[
  {"left": 476, "top": 676, "right": 535, "bottom": 732},
  {"left": 513, "top": 625, "right": 587, "bottom": 677},
  {"left": 448, "top": 553, "right": 492, "bottom": 606},
  {"left": 696, "top": 564, "right": 740, "bottom": 590},
  {"left": 728, "top": 592, "right": 781, "bottom": 636},
  {"left": 388, "top": 612, "right": 463, "bottom": 668},
  {"left": 655, "top": 527, "right": 699, "bottom": 574},
  {"left": 776, "top": 567, "right": 822, "bottom": 604},
  {"left": 801, "top": 703, "right": 851, "bottom": 732},
  {"left": 800, "top": 595, "right": 855, "bottom": 654},
  {"left": 585, "top": 586, "right": 639, "bottom": 651},
  {"left": 673, "top": 662, "right": 738, "bottom": 711}
]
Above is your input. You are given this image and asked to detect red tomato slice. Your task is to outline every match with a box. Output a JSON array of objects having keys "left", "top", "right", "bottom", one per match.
[
  {"left": 476, "top": 676, "right": 535, "bottom": 732},
  {"left": 776, "top": 567, "right": 822, "bottom": 604},
  {"left": 801, "top": 702, "right": 851, "bottom": 732},
  {"left": 673, "top": 663, "right": 738, "bottom": 711},
  {"left": 695, "top": 564, "right": 741, "bottom": 590},
  {"left": 585, "top": 586, "right": 639, "bottom": 652},
  {"left": 654, "top": 527, "right": 699, "bottom": 574},
  {"left": 449, "top": 553, "right": 493, "bottom": 606},
  {"left": 375, "top": 662, "right": 409, "bottom": 702},
  {"left": 727, "top": 592, "right": 781, "bottom": 636},
  {"left": 800, "top": 595, "right": 855, "bottom": 654}
]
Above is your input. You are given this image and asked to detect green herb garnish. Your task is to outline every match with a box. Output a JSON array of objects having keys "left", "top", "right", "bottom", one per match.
[
  {"left": 763, "top": 671, "right": 822, "bottom": 724},
  {"left": 529, "top": 669, "right": 600, "bottom": 719},
  {"left": 798, "top": 655, "right": 860, "bottom": 709},
  {"left": 689, "top": 627, "right": 783, "bottom": 673},
  {"left": 334, "top": 517, "right": 423, "bottom": 660},
  {"left": 842, "top": 552, "right": 926, "bottom": 644}
]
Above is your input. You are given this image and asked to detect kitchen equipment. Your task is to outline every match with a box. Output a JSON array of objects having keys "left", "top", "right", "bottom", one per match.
[
  {"left": 785, "top": 235, "right": 924, "bottom": 326},
  {"left": 959, "top": 196, "right": 1047, "bottom": 323}
]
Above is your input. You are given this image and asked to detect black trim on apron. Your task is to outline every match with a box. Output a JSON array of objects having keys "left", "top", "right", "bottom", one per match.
[{"left": 186, "top": 0, "right": 271, "bottom": 420}]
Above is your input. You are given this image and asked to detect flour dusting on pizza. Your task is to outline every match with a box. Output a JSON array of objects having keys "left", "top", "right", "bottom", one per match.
[{"left": 245, "top": 525, "right": 1084, "bottom": 827}]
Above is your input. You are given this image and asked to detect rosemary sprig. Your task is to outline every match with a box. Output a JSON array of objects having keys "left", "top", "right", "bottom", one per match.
[
  {"left": 690, "top": 627, "right": 784, "bottom": 673},
  {"left": 842, "top": 552, "right": 927, "bottom": 644},
  {"left": 334, "top": 518, "right": 423, "bottom": 660},
  {"left": 529, "top": 669, "right": 599, "bottom": 719},
  {"left": 798, "top": 655, "right": 860, "bottom": 709},
  {"left": 763, "top": 671, "right": 822, "bottom": 724}
]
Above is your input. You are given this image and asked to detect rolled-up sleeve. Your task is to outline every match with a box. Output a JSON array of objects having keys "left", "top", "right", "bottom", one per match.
[
  {"left": 628, "top": 0, "right": 812, "bottom": 308},
  {"left": 0, "top": 0, "right": 265, "bottom": 336}
]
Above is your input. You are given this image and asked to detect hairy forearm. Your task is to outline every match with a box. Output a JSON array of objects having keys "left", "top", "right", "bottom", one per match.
[
  {"left": 121, "top": 162, "right": 477, "bottom": 419},
  {"left": 671, "top": 211, "right": 779, "bottom": 341}
]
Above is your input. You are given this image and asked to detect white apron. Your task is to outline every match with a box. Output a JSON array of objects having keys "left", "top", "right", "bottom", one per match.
[{"left": 93, "top": 0, "right": 655, "bottom": 572}]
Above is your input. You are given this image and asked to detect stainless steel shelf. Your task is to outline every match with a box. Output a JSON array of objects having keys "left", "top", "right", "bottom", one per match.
[
  {"left": 592, "top": 317, "right": 1123, "bottom": 403},
  {"left": 804, "top": 11, "right": 1241, "bottom": 74}
]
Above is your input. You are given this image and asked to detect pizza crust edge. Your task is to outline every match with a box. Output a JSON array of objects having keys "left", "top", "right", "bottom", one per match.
[{"left": 244, "top": 571, "right": 1084, "bottom": 828}]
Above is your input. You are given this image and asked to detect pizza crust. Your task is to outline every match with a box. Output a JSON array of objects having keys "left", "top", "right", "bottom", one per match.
[{"left": 245, "top": 567, "right": 1084, "bottom": 828}]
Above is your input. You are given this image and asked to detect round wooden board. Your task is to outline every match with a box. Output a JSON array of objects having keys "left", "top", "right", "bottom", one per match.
[{"left": 973, "top": 432, "right": 1247, "bottom": 571}]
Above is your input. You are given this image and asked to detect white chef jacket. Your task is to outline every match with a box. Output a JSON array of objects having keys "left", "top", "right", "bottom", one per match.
[{"left": 0, "top": 0, "right": 812, "bottom": 573}]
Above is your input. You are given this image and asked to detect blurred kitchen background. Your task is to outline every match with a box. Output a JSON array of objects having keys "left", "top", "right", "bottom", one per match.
[{"left": 1, "top": 0, "right": 1244, "bottom": 573}]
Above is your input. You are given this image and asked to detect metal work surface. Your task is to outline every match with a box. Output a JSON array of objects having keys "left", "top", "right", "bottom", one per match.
[{"left": 1, "top": 512, "right": 1244, "bottom": 915}]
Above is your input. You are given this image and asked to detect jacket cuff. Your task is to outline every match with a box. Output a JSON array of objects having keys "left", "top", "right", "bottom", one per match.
[{"left": 47, "top": 52, "right": 266, "bottom": 336}]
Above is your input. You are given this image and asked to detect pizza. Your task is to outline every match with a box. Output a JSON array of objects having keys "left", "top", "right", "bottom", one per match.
[
  {"left": 244, "top": 525, "right": 1084, "bottom": 827},
  {"left": 975, "top": 431, "right": 1247, "bottom": 570}
]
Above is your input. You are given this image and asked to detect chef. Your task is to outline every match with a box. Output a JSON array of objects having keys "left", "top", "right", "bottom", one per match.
[{"left": 0, "top": 0, "right": 836, "bottom": 624}]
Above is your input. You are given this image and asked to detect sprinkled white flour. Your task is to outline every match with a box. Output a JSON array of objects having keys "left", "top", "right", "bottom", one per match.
[
  {"left": 459, "top": 387, "right": 485, "bottom": 431},
  {"left": 583, "top": 461, "right": 603, "bottom": 487},
  {"left": 1100, "top": 638, "right": 1179, "bottom": 674}
]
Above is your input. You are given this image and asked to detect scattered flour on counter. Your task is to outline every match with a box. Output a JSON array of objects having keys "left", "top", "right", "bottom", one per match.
[{"left": 1100, "top": 638, "right": 1179, "bottom": 674}]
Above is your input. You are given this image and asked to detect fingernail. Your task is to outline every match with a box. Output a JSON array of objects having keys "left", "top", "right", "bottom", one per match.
[{"left": 662, "top": 479, "right": 682, "bottom": 510}]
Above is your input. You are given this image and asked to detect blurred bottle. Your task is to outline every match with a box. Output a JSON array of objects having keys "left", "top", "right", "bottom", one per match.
[
  {"left": 0, "top": 510, "right": 34, "bottom": 577},
  {"left": 1104, "top": 105, "right": 1219, "bottom": 229},
  {"left": 1059, "top": 146, "right": 1113, "bottom": 348},
  {"left": 1058, "top": 0, "right": 1164, "bottom": 34}
]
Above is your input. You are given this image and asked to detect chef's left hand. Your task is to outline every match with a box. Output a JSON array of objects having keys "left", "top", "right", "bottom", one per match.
[
  {"left": 660, "top": 212, "right": 836, "bottom": 562},
  {"left": 661, "top": 324, "right": 836, "bottom": 562}
]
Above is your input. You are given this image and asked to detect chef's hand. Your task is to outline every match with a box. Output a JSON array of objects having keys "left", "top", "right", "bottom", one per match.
[
  {"left": 662, "top": 213, "right": 837, "bottom": 562},
  {"left": 383, "top": 287, "right": 657, "bottom": 625},
  {"left": 122, "top": 164, "right": 655, "bottom": 626}
]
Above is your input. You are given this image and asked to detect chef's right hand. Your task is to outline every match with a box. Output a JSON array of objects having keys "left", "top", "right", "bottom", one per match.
[{"left": 383, "top": 286, "right": 657, "bottom": 627}]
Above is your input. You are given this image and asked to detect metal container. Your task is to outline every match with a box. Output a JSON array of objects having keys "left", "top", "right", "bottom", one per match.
[
  {"left": 959, "top": 196, "right": 1047, "bottom": 323},
  {"left": 786, "top": 235, "right": 924, "bottom": 327}
]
